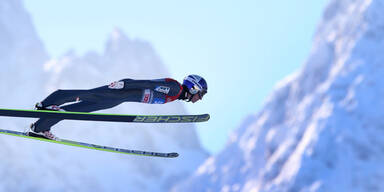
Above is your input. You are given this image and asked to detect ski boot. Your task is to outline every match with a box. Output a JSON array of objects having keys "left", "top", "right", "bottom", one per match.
[
  {"left": 35, "top": 102, "right": 65, "bottom": 111},
  {"left": 27, "top": 123, "right": 58, "bottom": 140}
]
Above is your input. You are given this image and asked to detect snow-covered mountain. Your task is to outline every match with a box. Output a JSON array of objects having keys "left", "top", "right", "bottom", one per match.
[
  {"left": 174, "top": 0, "right": 384, "bottom": 191},
  {"left": 0, "top": 0, "right": 48, "bottom": 106},
  {"left": 0, "top": 0, "right": 207, "bottom": 191}
]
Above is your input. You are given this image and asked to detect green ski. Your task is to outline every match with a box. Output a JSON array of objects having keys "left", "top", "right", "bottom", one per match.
[{"left": 0, "top": 128, "right": 178, "bottom": 158}]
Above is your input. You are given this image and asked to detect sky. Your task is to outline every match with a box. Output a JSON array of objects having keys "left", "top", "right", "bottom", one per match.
[{"left": 24, "top": 0, "right": 329, "bottom": 154}]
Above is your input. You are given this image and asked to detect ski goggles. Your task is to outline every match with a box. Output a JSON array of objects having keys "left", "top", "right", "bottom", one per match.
[{"left": 190, "top": 85, "right": 207, "bottom": 98}]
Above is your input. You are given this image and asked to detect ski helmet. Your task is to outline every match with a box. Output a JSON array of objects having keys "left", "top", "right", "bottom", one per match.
[{"left": 182, "top": 75, "right": 208, "bottom": 98}]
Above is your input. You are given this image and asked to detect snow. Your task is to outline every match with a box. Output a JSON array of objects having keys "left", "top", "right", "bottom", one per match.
[
  {"left": 174, "top": 0, "right": 384, "bottom": 191},
  {"left": 0, "top": 0, "right": 208, "bottom": 191}
]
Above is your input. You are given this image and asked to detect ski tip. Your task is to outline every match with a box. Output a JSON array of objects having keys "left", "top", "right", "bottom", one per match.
[
  {"left": 169, "top": 152, "right": 179, "bottom": 158},
  {"left": 194, "top": 114, "right": 210, "bottom": 123}
]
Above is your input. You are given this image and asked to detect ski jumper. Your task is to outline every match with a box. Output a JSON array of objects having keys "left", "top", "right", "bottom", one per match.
[{"left": 33, "top": 78, "right": 184, "bottom": 132}]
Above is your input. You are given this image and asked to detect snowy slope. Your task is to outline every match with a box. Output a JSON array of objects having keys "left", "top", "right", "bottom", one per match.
[
  {"left": 0, "top": 1, "right": 207, "bottom": 191},
  {"left": 174, "top": 0, "right": 384, "bottom": 191}
]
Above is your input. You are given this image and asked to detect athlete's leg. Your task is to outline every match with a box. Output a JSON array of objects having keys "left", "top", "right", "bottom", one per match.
[
  {"left": 40, "top": 89, "right": 90, "bottom": 107},
  {"left": 33, "top": 100, "right": 121, "bottom": 132}
]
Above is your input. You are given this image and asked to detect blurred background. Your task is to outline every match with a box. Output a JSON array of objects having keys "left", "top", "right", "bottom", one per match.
[
  {"left": 8, "top": 0, "right": 384, "bottom": 192},
  {"left": 23, "top": 0, "right": 328, "bottom": 154}
]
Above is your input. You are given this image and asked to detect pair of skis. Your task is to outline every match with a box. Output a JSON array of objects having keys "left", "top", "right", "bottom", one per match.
[{"left": 0, "top": 108, "right": 210, "bottom": 158}]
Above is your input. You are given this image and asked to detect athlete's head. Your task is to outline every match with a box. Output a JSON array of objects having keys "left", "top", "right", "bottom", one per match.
[{"left": 182, "top": 75, "right": 208, "bottom": 103}]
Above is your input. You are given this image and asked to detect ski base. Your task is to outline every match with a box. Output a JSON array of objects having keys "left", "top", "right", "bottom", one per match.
[
  {"left": 0, "top": 129, "right": 178, "bottom": 158},
  {"left": 0, "top": 108, "right": 210, "bottom": 123}
]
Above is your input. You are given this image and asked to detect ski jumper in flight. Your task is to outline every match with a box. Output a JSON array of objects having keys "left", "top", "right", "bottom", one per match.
[{"left": 28, "top": 75, "right": 208, "bottom": 140}]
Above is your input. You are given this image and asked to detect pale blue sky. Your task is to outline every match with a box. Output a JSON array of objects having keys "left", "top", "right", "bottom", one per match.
[{"left": 24, "top": 0, "right": 328, "bottom": 154}]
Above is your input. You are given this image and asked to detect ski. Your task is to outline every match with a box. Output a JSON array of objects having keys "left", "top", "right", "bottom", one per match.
[
  {"left": 0, "top": 128, "right": 178, "bottom": 158},
  {"left": 0, "top": 108, "right": 210, "bottom": 123}
]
